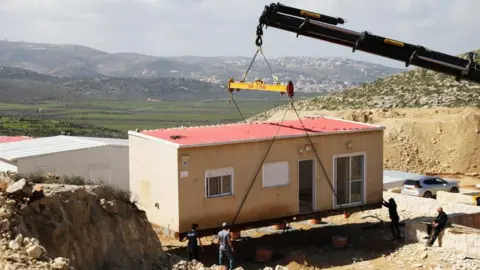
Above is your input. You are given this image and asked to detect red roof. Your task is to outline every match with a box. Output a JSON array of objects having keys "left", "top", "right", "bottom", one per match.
[
  {"left": 0, "top": 136, "right": 33, "bottom": 143},
  {"left": 138, "top": 117, "right": 382, "bottom": 148}
]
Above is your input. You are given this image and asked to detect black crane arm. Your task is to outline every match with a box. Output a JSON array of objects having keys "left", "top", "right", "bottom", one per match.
[{"left": 256, "top": 2, "right": 480, "bottom": 84}]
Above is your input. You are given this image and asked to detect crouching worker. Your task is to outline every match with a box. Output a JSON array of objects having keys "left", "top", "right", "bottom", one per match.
[
  {"left": 382, "top": 198, "right": 401, "bottom": 240},
  {"left": 181, "top": 223, "right": 203, "bottom": 261},
  {"left": 424, "top": 207, "right": 448, "bottom": 247}
]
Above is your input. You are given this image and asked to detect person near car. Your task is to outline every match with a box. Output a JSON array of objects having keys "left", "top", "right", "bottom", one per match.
[
  {"left": 425, "top": 207, "right": 448, "bottom": 246},
  {"left": 382, "top": 197, "right": 401, "bottom": 239},
  {"left": 215, "top": 222, "right": 235, "bottom": 270}
]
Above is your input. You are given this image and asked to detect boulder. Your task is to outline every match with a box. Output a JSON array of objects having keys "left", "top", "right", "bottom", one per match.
[
  {"left": 26, "top": 244, "right": 43, "bottom": 259},
  {"left": 51, "top": 257, "right": 70, "bottom": 270},
  {"left": 6, "top": 178, "right": 33, "bottom": 197},
  {"left": 0, "top": 218, "right": 10, "bottom": 232},
  {"left": 100, "top": 198, "right": 120, "bottom": 214}
]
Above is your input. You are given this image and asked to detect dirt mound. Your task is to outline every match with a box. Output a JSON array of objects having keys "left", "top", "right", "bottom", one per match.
[
  {"left": 254, "top": 107, "right": 480, "bottom": 175},
  {"left": 0, "top": 173, "right": 169, "bottom": 270}
]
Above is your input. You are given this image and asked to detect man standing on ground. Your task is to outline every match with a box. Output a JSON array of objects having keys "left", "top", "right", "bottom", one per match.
[
  {"left": 215, "top": 222, "right": 235, "bottom": 270},
  {"left": 425, "top": 207, "right": 448, "bottom": 246},
  {"left": 183, "top": 223, "right": 203, "bottom": 261},
  {"left": 382, "top": 198, "right": 401, "bottom": 239}
]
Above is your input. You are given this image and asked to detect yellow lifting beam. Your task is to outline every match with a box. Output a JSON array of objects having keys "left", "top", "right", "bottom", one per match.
[{"left": 228, "top": 78, "right": 294, "bottom": 97}]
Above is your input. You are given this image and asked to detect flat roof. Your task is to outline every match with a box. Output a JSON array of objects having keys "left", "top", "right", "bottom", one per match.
[
  {"left": 129, "top": 116, "right": 384, "bottom": 148},
  {"left": 0, "top": 161, "right": 17, "bottom": 172},
  {"left": 0, "top": 135, "right": 108, "bottom": 161},
  {"left": 0, "top": 136, "right": 33, "bottom": 143},
  {"left": 73, "top": 136, "right": 128, "bottom": 146}
]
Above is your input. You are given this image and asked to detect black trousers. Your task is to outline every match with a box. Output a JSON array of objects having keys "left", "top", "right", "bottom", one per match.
[
  {"left": 427, "top": 224, "right": 442, "bottom": 245},
  {"left": 187, "top": 246, "right": 198, "bottom": 261},
  {"left": 390, "top": 218, "right": 401, "bottom": 239}
]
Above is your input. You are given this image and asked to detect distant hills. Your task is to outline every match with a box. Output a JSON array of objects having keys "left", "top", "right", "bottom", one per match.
[
  {"left": 0, "top": 66, "right": 227, "bottom": 102},
  {"left": 0, "top": 40, "right": 405, "bottom": 102}
]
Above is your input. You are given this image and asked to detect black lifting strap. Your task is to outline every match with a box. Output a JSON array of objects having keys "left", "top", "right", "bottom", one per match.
[
  {"left": 230, "top": 99, "right": 291, "bottom": 227},
  {"left": 218, "top": 46, "right": 279, "bottom": 126},
  {"left": 288, "top": 99, "right": 346, "bottom": 215},
  {"left": 217, "top": 92, "right": 247, "bottom": 125},
  {"left": 230, "top": 98, "right": 347, "bottom": 228}
]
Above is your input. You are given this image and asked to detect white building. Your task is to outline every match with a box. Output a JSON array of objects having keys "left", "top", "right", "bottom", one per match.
[
  {"left": 0, "top": 135, "right": 129, "bottom": 190},
  {"left": 0, "top": 136, "right": 33, "bottom": 173}
]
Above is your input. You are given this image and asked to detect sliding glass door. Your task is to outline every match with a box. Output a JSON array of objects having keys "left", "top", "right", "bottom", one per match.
[{"left": 334, "top": 154, "right": 365, "bottom": 207}]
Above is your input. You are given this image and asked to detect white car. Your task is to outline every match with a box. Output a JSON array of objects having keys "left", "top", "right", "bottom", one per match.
[{"left": 401, "top": 176, "right": 460, "bottom": 198}]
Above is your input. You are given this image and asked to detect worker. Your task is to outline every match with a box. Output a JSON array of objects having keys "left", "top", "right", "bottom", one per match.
[
  {"left": 182, "top": 223, "right": 203, "bottom": 261},
  {"left": 425, "top": 207, "right": 448, "bottom": 247},
  {"left": 215, "top": 222, "right": 235, "bottom": 270},
  {"left": 382, "top": 198, "right": 401, "bottom": 239}
]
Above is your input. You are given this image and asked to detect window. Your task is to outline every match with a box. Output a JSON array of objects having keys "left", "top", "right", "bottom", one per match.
[
  {"left": 403, "top": 179, "right": 421, "bottom": 186},
  {"left": 205, "top": 168, "right": 234, "bottom": 198},
  {"left": 423, "top": 179, "right": 438, "bottom": 185},
  {"left": 262, "top": 161, "right": 289, "bottom": 188},
  {"left": 435, "top": 178, "right": 447, "bottom": 185},
  {"left": 334, "top": 154, "right": 365, "bottom": 207}
]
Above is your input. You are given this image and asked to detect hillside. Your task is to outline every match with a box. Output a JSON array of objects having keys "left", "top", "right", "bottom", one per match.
[
  {"left": 255, "top": 107, "right": 480, "bottom": 176},
  {"left": 0, "top": 116, "right": 126, "bottom": 138},
  {"left": 257, "top": 49, "right": 480, "bottom": 112},
  {"left": 0, "top": 66, "right": 225, "bottom": 102},
  {"left": 0, "top": 40, "right": 404, "bottom": 96}
]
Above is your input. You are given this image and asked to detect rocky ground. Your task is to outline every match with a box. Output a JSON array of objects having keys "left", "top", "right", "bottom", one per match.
[
  {"left": 252, "top": 107, "right": 480, "bottom": 176},
  {"left": 0, "top": 172, "right": 171, "bottom": 270},
  {"left": 165, "top": 204, "right": 480, "bottom": 270},
  {"left": 0, "top": 177, "right": 72, "bottom": 270}
]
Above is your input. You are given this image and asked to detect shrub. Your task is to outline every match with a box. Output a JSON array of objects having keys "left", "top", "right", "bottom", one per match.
[
  {"left": 97, "top": 180, "right": 137, "bottom": 205},
  {"left": 14, "top": 172, "right": 90, "bottom": 186}
]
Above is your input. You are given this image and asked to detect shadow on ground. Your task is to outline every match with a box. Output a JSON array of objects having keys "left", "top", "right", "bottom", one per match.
[{"left": 164, "top": 218, "right": 428, "bottom": 269}]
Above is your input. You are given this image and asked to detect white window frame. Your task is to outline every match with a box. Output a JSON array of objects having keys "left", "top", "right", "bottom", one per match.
[
  {"left": 205, "top": 167, "right": 234, "bottom": 198},
  {"left": 332, "top": 152, "right": 367, "bottom": 208},
  {"left": 262, "top": 161, "right": 290, "bottom": 188}
]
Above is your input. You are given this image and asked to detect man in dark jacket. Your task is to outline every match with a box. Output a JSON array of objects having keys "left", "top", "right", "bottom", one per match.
[
  {"left": 182, "top": 223, "right": 203, "bottom": 261},
  {"left": 425, "top": 207, "right": 448, "bottom": 246},
  {"left": 382, "top": 198, "right": 401, "bottom": 239}
]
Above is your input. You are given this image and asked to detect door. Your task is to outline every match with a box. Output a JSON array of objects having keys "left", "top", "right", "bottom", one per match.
[
  {"left": 298, "top": 159, "right": 315, "bottom": 213},
  {"left": 334, "top": 154, "right": 365, "bottom": 207}
]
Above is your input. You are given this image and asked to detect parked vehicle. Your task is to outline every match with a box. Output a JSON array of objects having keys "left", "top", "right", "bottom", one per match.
[{"left": 401, "top": 176, "right": 460, "bottom": 198}]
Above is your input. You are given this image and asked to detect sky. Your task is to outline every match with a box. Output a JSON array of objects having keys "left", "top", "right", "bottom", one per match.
[{"left": 0, "top": 0, "right": 479, "bottom": 68}]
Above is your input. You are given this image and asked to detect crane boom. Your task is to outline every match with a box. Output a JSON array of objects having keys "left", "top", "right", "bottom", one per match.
[{"left": 256, "top": 2, "right": 480, "bottom": 84}]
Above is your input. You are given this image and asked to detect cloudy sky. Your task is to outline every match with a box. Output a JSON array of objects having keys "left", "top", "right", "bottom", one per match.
[{"left": 0, "top": 0, "right": 478, "bottom": 68}]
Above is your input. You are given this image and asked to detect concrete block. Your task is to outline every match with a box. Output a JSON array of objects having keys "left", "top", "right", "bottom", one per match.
[
  {"left": 468, "top": 237, "right": 478, "bottom": 247},
  {"left": 437, "top": 191, "right": 476, "bottom": 205},
  {"left": 476, "top": 247, "right": 480, "bottom": 259},
  {"left": 441, "top": 238, "right": 455, "bottom": 249},
  {"left": 454, "top": 241, "right": 469, "bottom": 253},
  {"left": 451, "top": 232, "right": 466, "bottom": 242}
]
